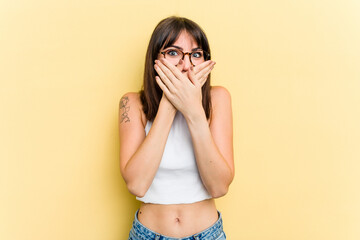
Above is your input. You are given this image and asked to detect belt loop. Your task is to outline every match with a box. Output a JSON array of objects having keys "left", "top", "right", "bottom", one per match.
[
  {"left": 155, "top": 234, "right": 160, "bottom": 240},
  {"left": 193, "top": 234, "right": 200, "bottom": 240}
]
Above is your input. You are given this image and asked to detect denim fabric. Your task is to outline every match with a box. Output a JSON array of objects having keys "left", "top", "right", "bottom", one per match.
[{"left": 128, "top": 210, "right": 226, "bottom": 240}]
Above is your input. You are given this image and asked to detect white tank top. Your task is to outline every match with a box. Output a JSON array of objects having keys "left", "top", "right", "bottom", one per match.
[{"left": 136, "top": 111, "right": 212, "bottom": 204}]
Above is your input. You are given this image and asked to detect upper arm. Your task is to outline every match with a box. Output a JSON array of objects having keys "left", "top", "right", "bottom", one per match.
[
  {"left": 209, "top": 86, "right": 234, "bottom": 176},
  {"left": 118, "top": 92, "right": 146, "bottom": 176}
]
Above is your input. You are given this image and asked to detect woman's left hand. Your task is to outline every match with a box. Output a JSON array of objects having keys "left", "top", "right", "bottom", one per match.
[{"left": 154, "top": 58, "right": 215, "bottom": 119}]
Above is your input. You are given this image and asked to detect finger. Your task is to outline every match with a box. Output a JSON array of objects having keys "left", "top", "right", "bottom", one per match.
[
  {"left": 193, "top": 60, "right": 213, "bottom": 75},
  {"left": 158, "top": 58, "right": 187, "bottom": 82},
  {"left": 154, "top": 64, "right": 176, "bottom": 92},
  {"left": 155, "top": 60, "right": 180, "bottom": 84},
  {"left": 188, "top": 66, "right": 200, "bottom": 87},
  {"left": 196, "top": 61, "right": 215, "bottom": 85},
  {"left": 198, "top": 64, "right": 215, "bottom": 86},
  {"left": 195, "top": 61, "right": 215, "bottom": 78},
  {"left": 155, "top": 76, "right": 172, "bottom": 99}
]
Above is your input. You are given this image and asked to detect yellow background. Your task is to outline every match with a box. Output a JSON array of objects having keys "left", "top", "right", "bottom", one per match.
[{"left": 1, "top": 0, "right": 360, "bottom": 239}]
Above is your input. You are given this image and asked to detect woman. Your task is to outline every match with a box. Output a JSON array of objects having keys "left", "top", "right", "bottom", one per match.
[{"left": 119, "top": 16, "right": 234, "bottom": 240}]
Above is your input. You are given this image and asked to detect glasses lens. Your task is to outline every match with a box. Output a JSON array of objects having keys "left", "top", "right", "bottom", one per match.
[
  {"left": 191, "top": 50, "right": 205, "bottom": 66},
  {"left": 164, "top": 49, "right": 183, "bottom": 65}
]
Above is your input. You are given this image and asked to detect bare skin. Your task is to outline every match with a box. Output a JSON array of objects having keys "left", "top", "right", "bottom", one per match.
[
  {"left": 138, "top": 200, "right": 218, "bottom": 237},
  {"left": 118, "top": 31, "right": 234, "bottom": 238}
]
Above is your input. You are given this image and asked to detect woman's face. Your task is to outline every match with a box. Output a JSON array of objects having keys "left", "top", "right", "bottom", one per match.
[{"left": 158, "top": 31, "right": 201, "bottom": 75}]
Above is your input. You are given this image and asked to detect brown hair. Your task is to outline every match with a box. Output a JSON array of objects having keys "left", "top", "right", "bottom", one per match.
[{"left": 139, "top": 16, "right": 212, "bottom": 121}]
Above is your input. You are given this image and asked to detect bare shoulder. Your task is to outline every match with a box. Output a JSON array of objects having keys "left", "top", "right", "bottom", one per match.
[
  {"left": 119, "top": 92, "right": 141, "bottom": 107},
  {"left": 210, "top": 86, "right": 232, "bottom": 107},
  {"left": 119, "top": 92, "right": 146, "bottom": 127}
]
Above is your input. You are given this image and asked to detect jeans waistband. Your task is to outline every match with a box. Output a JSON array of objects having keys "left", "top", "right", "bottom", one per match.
[{"left": 131, "top": 210, "right": 223, "bottom": 240}]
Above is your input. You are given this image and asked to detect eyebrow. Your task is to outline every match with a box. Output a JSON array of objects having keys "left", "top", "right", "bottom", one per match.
[{"left": 166, "top": 45, "right": 202, "bottom": 51}]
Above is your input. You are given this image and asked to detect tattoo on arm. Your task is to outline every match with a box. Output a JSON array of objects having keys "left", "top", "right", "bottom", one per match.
[{"left": 120, "top": 96, "right": 130, "bottom": 123}]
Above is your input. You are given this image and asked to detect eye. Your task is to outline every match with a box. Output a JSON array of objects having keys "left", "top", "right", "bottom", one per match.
[
  {"left": 166, "top": 49, "right": 180, "bottom": 56},
  {"left": 192, "top": 51, "right": 203, "bottom": 58}
]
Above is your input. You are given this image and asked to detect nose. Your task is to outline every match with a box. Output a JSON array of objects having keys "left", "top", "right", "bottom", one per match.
[{"left": 178, "top": 53, "right": 192, "bottom": 72}]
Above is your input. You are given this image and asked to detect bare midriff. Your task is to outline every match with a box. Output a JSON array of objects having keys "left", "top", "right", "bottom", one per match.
[{"left": 137, "top": 199, "right": 218, "bottom": 238}]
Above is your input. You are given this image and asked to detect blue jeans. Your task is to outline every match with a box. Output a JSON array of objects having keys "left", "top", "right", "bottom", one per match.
[{"left": 128, "top": 210, "right": 226, "bottom": 240}]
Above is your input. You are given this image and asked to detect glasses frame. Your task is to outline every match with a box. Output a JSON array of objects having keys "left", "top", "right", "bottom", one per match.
[{"left": 160, "top": 48, "right": 210, "bottom": 67}]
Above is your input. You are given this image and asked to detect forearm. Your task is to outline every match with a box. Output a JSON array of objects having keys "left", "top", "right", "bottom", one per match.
[
  {"left": 123, "top": 102, "right": 176, "bottom": 197},
  {"left": 185, "top": 110, "right": 234, "bottom": 198}
]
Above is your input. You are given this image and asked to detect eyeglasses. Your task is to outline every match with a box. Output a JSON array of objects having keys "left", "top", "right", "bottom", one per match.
[{"left": 160, "top": 48, "right": 210, "bottom": 67}]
